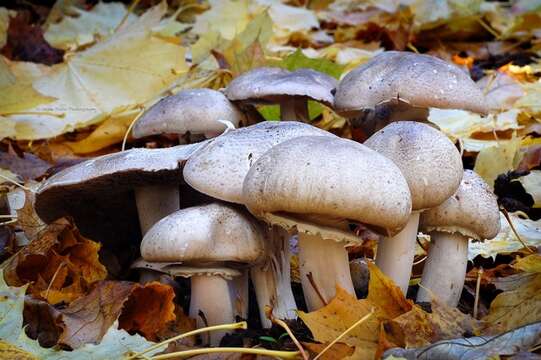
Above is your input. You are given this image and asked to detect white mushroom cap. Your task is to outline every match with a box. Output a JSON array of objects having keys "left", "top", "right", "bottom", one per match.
[
  {"left": 420, "top": 170, "right": 501, "bottom": 240},
  {"left": 242, "top": 136, "right": 412, "bottom": 238},
  {"left": 224, "top": 67, "right": 337, "bottom": 107},
  {"left": 141, "top": 203, "right": 266, "bottom": 264},
  {"left": 133, "top": 89, "right": 244, "bottom": 138},
  {"left": 183, "top": 121, "right": 335, "bottom": 204},
  {"left": 365, "top": 121, "right": 463, "bottom": 211},
  {"left": 334, "top": 51, "right": 488, "bottom": 116}
]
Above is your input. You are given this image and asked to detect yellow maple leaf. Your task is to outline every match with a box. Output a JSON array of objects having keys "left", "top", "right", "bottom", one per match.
[
  {"left": 473, "top": 136, "right": 522, "bottom": 188},
  {"left": 1, "top": 2, "right": 188, "bottom": 141}
]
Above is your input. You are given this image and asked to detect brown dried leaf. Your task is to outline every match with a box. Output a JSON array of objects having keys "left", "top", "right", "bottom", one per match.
[
  {"left": 303, "top": 342, "right": 355, "bottom": 360},
  {"left": 119, "top": 281, "right": 178, "bottom": 341},
  {"left": 0, "top": 151, "right": 51, "bottom": 181}
]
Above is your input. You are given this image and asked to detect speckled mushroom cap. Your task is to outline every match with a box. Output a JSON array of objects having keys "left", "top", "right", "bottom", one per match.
[
  {"left": 183, "top": 121, "right": 334, "bottom": 204},
  {"left": 420, "top": 170, "right": 501, "bottom": 240},
  {"left": 141, "top": 203, "right": 265, "bottom": 267},
  {"left": 364, "top": 121, "right": 463, "bottom": 211},
  {"left": 132, "top": 89, "right": 244, "bottom": 138},
  {"left": 242, "top": 136, "right": 412, "bottom": 240},
  {"left": 34, "top": 142, "right": 207, "bottom": 243},
  {"left": 334, "top": 51, "right": 488, "bottom": 116},
  {"left": 224, "top": 67, "right": 337, "bottom": 107}
]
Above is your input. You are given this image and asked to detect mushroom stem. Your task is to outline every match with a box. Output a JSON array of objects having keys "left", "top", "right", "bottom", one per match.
[
  {"left": 251, "top": 227, "right": 297, "bottom": 327},
  {"left": 229, "top": 270, "right": 249, "bottom": 319},
  {"left": 298, "top": 232, "right": 354, "bottom": 311},
  {"left": 138, "top": 269, "right": 162, "bottom": 284},
  {"left": 190, "top": 275, "right": 236, "bottom": 346},
  {"left": 280, "top": 98, "right": 309, "bottom": 122},
  {"left": 375, "top": 211, "right": 420, "bottom": 294},
  {"left": 416, "top": 231, "right": 468, "bottom": 306},
  {"left": 134, "top": 185, "right": 180, "bottom": 235}
]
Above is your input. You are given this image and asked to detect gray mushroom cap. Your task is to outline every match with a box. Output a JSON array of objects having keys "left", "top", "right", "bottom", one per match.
[
  {"left": 133, "top": 89, "right": 244, "bottom": 138},
  {"left": 141, "top": 203, "right": 266, "bottom": 266},
  {"left": 34, "top": 142, "right": 207, "bottom": 243},
  {"left": 224, "top": 67, "right": 337, "bottom": 107},
  {"left": 420, "top": 170, "right": 501, "bottom": 240},
  {"left": 365, "top": 121, "right": 463, "bottom": 211},
  {"left": 334, "top": 51, "right": 488, "bottom": 116},
  {"left": 242, "top": 136, "right": 412, "bottom": 238},
  {"left": 183, "top": 121, "right": 335, "bottom": 204}
]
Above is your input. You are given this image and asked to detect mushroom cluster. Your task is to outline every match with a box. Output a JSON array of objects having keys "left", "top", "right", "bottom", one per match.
[{"left": 34, "top": 51, "right": 501, "bottom": 344}]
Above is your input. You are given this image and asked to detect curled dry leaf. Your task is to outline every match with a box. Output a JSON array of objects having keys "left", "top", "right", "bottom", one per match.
[{"left": 4, "top": 217, "right": 107, "bottom": 304}]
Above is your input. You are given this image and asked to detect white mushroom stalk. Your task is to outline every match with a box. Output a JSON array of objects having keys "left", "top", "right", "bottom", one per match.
[
  {"left": 134, "top": 185, "right": 180, "bottom": 235},
  {"left": 416, "top": 231, "right": 468, "bottom": 306},
  {"left": 375, "top": 211, "right": 420, "bottom": 294},
  {"left": 416, "top": 170, "right": 500, "bottom": 307},
  {"left": 251, "top": 226, "right": 297, "bottom": 327},
  {"left": 280, "top": 97, "right": 310, "bottom": 122}
]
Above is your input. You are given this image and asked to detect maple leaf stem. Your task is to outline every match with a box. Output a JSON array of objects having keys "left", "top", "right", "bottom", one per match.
[
  {"left": 473, "top": 267, "right": 483, "bottom": 319},
  {"left": 149, "top": 347, "right": 300, "bottom": 360},
  {"left": 313, "top": 309, "right": 375, "bottom": 360},
  {"left": 121, "top": 106, "right": 145, "bottom": 151},
  {"left": 501, "top": 208, "right": 535, "bottom": 254},
  {"left": 125, "top": 322, "right": 247, "bottom": 360}
]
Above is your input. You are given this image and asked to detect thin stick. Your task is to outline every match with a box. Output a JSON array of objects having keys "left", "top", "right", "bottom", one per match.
[
  {"left": 0, "top": 219, "right": 17, "bottom": 226},
  {"left": 0, "top": 215, "right": 16, "bottom": 218},
  {"left": 45, "top": 262, "right": 66, "bottom": 300},
  {"left": 115, "top": 0, "right": 141, "bottom": 32},
  {"left": 125, "top": 322, "right": 247, "bottom": 360},
  {"left": 267, "top": 307, "right": 308, "bottom": 360},
  {"left": 501, "top": 208, "right": 535, "bottom": 254},
  {"left": 413, "top": 256, "right": 427, "bottom": 266},
  {"left": 0, "top": 174, "right": 35, "bottom": 193},
  {"left": 306, "top": 272, "right": 328, "bottom": 306},
  {"left": 121, "top": 106, "right": 145, "bottom": 151},
  {"left": 473, "top": 267, "right": 483, "bottom": 319},
  {"left": 313, "top": 309, "right": 375, "bottom": 360},
  {"left": 150, "top": 347, "right": 299, "bottom": 360}
]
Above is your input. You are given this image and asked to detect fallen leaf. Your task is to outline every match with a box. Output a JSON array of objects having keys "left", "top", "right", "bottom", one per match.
[
  {"left": 12, "top": 189, "right": 47, "bottom": 243},
  {"left": 519, "top": 170, "right": 541, "bottom": 207},
  {"left": 303, "top": 342, "right": 355, "bottom": 359},
  {"left": 44, "top": 2, "right": 136, "bottom": 50},
  {"left": 366, "top": 262, "right": 412, "bottom": 319},
  {"left": 23, "top": 297, "right": 63, "bottom": 347},
  {"left": 58, "top": 280, "right": 136, "bottom": 348},
  {"left": 193, "top": 0, "right": 251, "bottom": 41},
  {"left": 474, "top": 137, "right": 522, "bottom": 187},
  {"left": 119, "top": 281, "right": 177, "bottom": 341},
  {"left": 0, "top": 151, "right": 51, "bottom": 180},
  {"left": 515, "top": 80, "right": 541, "bottom": 114},
  {"left": 0, "top": 8, "right": 11, "bottom": 49},
  {"left": 513, "top": 253, "right": 541, "bottom": 273}
]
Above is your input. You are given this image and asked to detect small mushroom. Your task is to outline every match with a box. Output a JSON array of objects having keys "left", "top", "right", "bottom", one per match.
[
  {"left": 365, "top": 121, "right": 463, "bottom": 293},
  {"left": 184, "top": 121, "right": 334, "bottom": 326},
  {"left": 133, "top": 88, "right": 244, "bottom": 142},
  {"left": 224, "top": 67, "right": 337, "bottom": 122},
  {"left": 243, "top": 135, "right": 411, "bottom": 310},
  {"left": 141, "top": 203, "right": 265, "bottom": 345},
  {"left": 334, "top": 51, "right": 488, "bottom": 135},
  {"left": 416, "top": 170, "right": 500, "bottom": 306},
  {"left": 35, "top": 143, "right": 206, "bottom": 245}
]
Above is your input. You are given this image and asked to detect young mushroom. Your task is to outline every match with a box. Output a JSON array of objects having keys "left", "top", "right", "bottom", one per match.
[
  {"left": 364, "top": 121, "right": 463, "bottom": 294},
  {"left": 184, "top": 121, "right": 334, "bottom": 326},
  {"left": 416, "top": 170, "right": 500, "bottom": 306},
  {"left": 242, "top": 135, "right": 412, "bottom": 311},
  {"left": 334, "top": 51, "right": 489, "bottom": 136},
  {"left": 140, "top": 203, "right": 265, "bottom": 345},
  {"left": 224, "top": 67, "right": 337, "bottom": 122},
  {"left": 133, "top": 88, "right": 244, "bottom": 142}
]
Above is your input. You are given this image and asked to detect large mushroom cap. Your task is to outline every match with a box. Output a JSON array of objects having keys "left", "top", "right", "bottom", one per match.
[
  {"left": 132, "top": 89, "right": 244, "bottom": 138},
  {"left": 224, "top": 67, "right": 337, "bottom": 107},
  {"left": 243, "top": 136, "right": 412, "bottom": 238},
  {"left": 420, "top": 170, "right": 501, "bottom": 240},
  {"left": 365, "top": 121, "right": 463, "bottom": 211},
  {"left": 141, "top": 203, "right": 265, "bottom": 265},
  {"left": 183, "top": 121, "right": 334, "bottom": 204},
  {"left": 35, "top": 142, "right": 207, "bottom": 242},
  {"left": 334, "top": 51, "right": 488, "bottom": 116}
]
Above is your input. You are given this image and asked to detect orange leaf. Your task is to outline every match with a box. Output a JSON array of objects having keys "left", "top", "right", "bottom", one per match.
[
  {"left": 119, "top": 281, "right": 177, "bottom": 341},
  {"left": 303, "top": 342, "right": 355, "bottom": 360},
  {"left": 367, "top": 262, "right": 413, "bottom": 318}
]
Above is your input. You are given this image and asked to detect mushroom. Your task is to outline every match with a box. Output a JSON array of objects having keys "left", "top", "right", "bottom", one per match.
[
  {"left": 334, "top": 51, "right": 488, "bottom": 136},
  {"left": 224, "top": 67, "right": 337, "bottom": 122},
  {"left": 243, "top": 135, "right": 412, "bottom": 311},
  {"left": 416, "top": 170, "right": 500, "bottom": 306},
  {"left": 140, "top": 203, "right": 265, "bottom": 345},
  {"left": 184, "top": 121, "right": 334, "bottom": 326},
  {"left": 34, "top": 143, "right": 207, "bottom": 251},
  {"left": 364, "top": 121, "right": 463, "bottom": 294},
  {"left": 133, "top": 88, "right": 244, "bottom": 143}
]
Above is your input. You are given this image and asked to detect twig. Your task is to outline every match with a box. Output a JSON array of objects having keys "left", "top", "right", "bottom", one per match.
[
  {"left": 307, "top": 272, "right": 328, "bottom": 307},
  {"left": 121, "top": 106, "right": 145, "bottom": 151},
  {"left": 267, "top": 306, "right": 308, "bottom": 360},
  {"left": 115, "top": 0, "right": 141, "bottom": 32},
  {"left": 125, "top": 322, "right": 247, "bottom": 359},
  {"left": 473, "top": 267, "right": 483, "bottom": 319},
  {"left": 0, "top": 174, "right": 35, "bottom": 193},
  {"left": 313, "top": 309, "right": 375, "bottom": 360},
  {"left": 501, "top": 208, "right": 535, "bottom": 254},
  {"left": 149, "top": 347, "right": 299, "bottom": 360}
]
